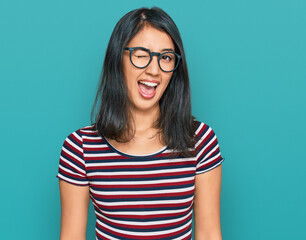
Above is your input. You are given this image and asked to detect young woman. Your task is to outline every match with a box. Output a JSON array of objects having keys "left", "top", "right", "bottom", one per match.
[{"left": 57, "top": 7, "right": 224, "bottom": 240}]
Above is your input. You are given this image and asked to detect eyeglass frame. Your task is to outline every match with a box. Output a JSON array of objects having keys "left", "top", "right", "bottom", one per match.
[{"left": 124, "top": 47, "right": 181, "bottom": 73}]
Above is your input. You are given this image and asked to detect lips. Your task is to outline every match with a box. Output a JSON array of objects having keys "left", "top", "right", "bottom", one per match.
[{"left": 138, "top": 80, "right": 159, "bottom": 99}]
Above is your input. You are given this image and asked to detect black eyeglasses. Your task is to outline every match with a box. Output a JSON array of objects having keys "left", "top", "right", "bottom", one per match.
[{"left": 124, "top": 47, "right": 181, "bottom": 72}]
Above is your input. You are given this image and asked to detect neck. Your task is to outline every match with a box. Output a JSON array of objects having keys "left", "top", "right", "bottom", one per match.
[
  {"left": 106, "top": 105, "right": 166, "bottom": 156},
  {"left": 129, "top": 105, "right": 160, "bottom": 135}
]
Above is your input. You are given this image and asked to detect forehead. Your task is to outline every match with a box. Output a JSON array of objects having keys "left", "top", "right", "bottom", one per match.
[{"left": 128, "top": 25, "right": 174, "bottom": 51}]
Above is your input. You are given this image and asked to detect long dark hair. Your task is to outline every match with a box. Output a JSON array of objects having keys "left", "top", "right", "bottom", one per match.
[{"left": 92, "top": 7, "right": 196, "bottom": 156}]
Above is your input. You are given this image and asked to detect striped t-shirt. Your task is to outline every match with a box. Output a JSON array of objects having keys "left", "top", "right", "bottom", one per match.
[{"left": 57, "top": 121, "right": 224, "bottom": 240}]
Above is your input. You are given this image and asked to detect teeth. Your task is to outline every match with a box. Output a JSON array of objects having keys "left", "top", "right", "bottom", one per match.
[{"left": 139, "top": 81, "right": 158, "bottom": 87}]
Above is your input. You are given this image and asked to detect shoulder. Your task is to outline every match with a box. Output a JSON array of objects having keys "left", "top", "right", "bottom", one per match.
[
  {"left": 66, "top": 125, "right": 99, "bottom": 139},
  {"left": 62, "top": 125, "right": 101, "bottom": 147},
  {"left": 193, "top": 119, "right": 213, "bottom": 139},
  {"left": 193, "top": 119, "right": 222, "bottom": 150},
  {"left": 193, "top": 119, "right": 224, "bottom": 173}
]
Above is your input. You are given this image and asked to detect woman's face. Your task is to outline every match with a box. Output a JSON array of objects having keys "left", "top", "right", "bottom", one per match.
[{"left": 122, "top": 25, "right": 174, "bottom": 114}]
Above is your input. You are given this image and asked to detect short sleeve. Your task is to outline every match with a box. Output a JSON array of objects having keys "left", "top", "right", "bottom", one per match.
[
  {"left": 57, "top": 130, "right": 89, "bottom": 186},
  {"left": 195, "top": 123, "right": 225, "bottom": 175}
]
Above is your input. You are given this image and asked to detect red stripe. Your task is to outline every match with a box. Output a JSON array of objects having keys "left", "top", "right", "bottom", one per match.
[
  {"left": 86, "top": 160, "right": 195, "bottom": 171},
  {"left": 96, "top": 218, "right": 191, "bottom": 239},
  {"left": 57, "top": 122, "right": 223, "bottom": 239},
  {"left": 91, "top": 189, "right": 194, "bottom": 201},
  {"left": 96, "top": 212, "right": 192, "bottom": 230},
  {"left": 87, "top": 170, "right": 195, "bottom": 180},
  {"left": 91, "top": 179, "right": 194, "bottom": 189},
  {"left": 198, "top": 155, "right": 223, "bottom": 170}
]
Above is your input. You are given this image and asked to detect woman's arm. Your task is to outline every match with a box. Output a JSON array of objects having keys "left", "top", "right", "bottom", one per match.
[
  {"left": 59, "top": 180, "right": 90, "bottom": 240},
  {"left": 194, "top": 165, "right": 222, "bottom": 240}
]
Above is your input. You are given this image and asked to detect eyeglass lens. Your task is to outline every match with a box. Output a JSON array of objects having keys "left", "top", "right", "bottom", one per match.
[{"left": 131, "top": 49, "right": 177, "bottom": 72}]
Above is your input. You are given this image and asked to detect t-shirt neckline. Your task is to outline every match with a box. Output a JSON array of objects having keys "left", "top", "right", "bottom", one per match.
[{"left": 101, "top": 135, "right": 167, "bottom": 158}]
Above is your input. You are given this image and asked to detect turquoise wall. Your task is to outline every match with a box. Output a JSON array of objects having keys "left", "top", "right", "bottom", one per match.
[{"left": 1, "top": 0, "right": 305, "bottom": 239}]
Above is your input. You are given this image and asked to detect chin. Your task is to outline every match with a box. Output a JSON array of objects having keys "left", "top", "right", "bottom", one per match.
[{"left": 131, "top": 99, "right": 160, "bottom": 113}]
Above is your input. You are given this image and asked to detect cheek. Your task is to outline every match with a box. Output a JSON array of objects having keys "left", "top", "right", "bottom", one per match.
[
  {"left": 124, "top": 71, "right": 140, "bottom": 91},
  {"left": 122, "top": 56, "right": 142, "bottom": 87},
  {"left": 122, "top": 57, "right": 130, "bottom": 81},
  {"left": 122, "top": 62, "right": 134, "bottom": 89},
  {"left": 163, "top": 73, "right": 173, "bottom": 88}
]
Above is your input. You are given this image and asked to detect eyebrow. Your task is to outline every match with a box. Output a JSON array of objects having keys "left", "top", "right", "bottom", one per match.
[{"left": 161, "top": 48, "right": 175, "bottom": 52}]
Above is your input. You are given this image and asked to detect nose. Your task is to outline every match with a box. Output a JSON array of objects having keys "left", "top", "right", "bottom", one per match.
[{"left": 145, "top": 56, "right": 160, "bottom": 75}]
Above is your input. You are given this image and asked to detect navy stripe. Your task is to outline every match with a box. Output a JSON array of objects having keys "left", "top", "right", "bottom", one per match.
[
  {"left": 88, "top": 173, "right": 195, "bottom": 181},
  {"left": 92, "top": 194, "right": 194, "bottom": 203},
  {"left": 57, "top": 121, "right": 223, "bottom": 239}
]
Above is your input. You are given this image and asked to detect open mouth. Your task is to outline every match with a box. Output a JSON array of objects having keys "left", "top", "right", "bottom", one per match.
[{"left": 138, "top": 80, "right": 159, "bottom": 99}]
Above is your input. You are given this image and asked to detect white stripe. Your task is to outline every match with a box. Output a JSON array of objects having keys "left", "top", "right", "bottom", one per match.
[
  {"left": 90, "top": 176, "right": 194, "bottom": 185},
  {"left": 195, "top": 135, "right": 217, "bottom": 166},
  {"left": 60, "top": 155, "right": 86, "bottom": 174},
  {"left": 173, "top": 229, "right": 192, "bottom": 240},
  {"left": 87, "top": 167, "right": 195, "bottom": 177},
  {"left": 57, "top": 174, "right": 88, "bottom": 185},
  {"left": 91, "top": 185, "right": 193, "bottom": 195},
  {"left": 59, "top": 164, "right": 85, "bottom": 177},
  {"left": 62, "top": 146, "right": 84, "bottom": 165},
  {"left": 84, "top": 152, "right": 121, "bottom": 158},
  {"left": 95, "top": 208, "right": 192, "bottom": 226},
  {"left": 96, "top": 228, "right": 120, "bottom": 240},
  {"left": 94, "top": 196, "right": 193, "bottom": 206},
  {"left": 194, "top": 122, "right": 204, "bottom": 135},
  {"left": 72, "top": 131, "right": 82, "bottom": 142},
  {"left": 196, "top": 158, "right": 224, "bottom": 174},
  {"left": 198, "top": 152, "right": 221, "bottom": 168},
  {"left": 194, "top": 127, "right": 212, "bottom": 149},
  {"left": 65, "top": 138, "right": 83, "bottom": 153},
  {"left": 90, "top": 186, "right": 194, "bottom": 196},
  {"left": 203, "top": 142, "right": 219, "bottom": 161},
  {"left": 86, "top": 157, "right": 195, "bottom": 167},
  {"left": 81, "top": 128, "right": 96, "bottom": 133},
  {"left": 92, "top": 201, "right": 192, "bottom": 215},
  {"left": 83, "top": 135, "right": 102, "bottom": 140},
  {"left": 83, "top": 143, "right": 108, "bottom": 148},
  {"left": 96, "top": 218, "right": 192, "bottom": 236}
]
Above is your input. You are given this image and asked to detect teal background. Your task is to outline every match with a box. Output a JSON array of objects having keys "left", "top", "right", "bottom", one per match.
[{"left": 1, "top": 0, "right": 305, "bottom": 239}]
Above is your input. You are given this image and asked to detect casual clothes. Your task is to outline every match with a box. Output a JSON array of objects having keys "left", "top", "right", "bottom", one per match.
[{"left": 57, "top": 121, "right": 224, "bottom": 239}]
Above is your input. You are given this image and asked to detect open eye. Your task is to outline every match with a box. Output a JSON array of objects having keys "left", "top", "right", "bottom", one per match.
[{"left": 161, "top": 53, "right": 174, "bottom": 62}]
